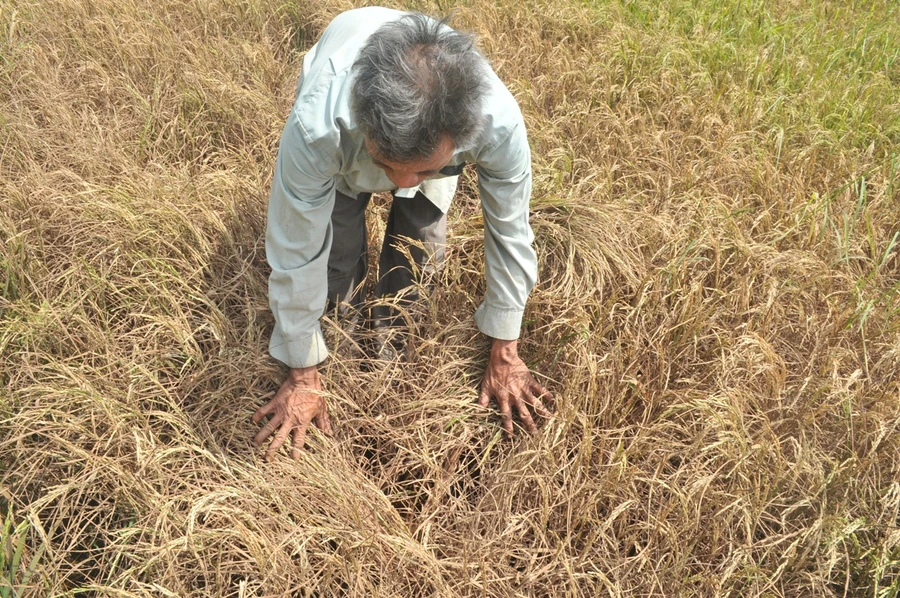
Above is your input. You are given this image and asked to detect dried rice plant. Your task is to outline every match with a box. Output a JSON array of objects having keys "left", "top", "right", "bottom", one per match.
[{"left": 1, "top": 0, "right": 898, "bottom": 596}]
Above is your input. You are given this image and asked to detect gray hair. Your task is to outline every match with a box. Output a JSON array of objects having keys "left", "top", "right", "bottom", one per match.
[{"left": 351, "top": 13, "right": 489, "bottom": 163}]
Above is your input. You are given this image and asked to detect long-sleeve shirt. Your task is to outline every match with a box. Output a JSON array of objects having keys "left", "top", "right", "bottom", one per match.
[{"left": 266, "top": 7, "right": 538, "bottom": 368}]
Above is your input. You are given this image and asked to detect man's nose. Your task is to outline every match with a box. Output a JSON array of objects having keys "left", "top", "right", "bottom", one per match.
[{"left": 391, "top": 173, "right": 422, "bottom": 188}]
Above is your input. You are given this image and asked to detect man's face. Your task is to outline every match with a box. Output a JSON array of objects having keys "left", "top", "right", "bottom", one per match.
[{"left": 365, "top": 135, "right": 455, "bottom": 189}]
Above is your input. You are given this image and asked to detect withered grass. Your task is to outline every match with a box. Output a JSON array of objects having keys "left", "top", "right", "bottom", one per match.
[{"left": 1, "top": 0, "right": 899, "bottom": 595}]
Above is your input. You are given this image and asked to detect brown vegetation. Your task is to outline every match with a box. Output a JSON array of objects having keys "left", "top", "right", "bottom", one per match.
[{"left": 1, "top": 0, "right": 898, "bottom": 595}]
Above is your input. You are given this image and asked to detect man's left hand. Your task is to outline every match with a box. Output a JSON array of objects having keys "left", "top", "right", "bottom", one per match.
[{"left": 479, "top": 338, "right": 553, "bottom": 435}]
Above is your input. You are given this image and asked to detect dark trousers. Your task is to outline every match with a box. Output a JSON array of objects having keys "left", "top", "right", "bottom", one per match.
[{"left": 326, "top": 190, "right": 447, "bottom": 326}]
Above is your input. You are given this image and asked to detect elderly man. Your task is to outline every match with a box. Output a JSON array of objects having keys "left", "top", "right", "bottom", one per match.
[{"left": 253, "top": 7, "right": 552, "bottom": 460}]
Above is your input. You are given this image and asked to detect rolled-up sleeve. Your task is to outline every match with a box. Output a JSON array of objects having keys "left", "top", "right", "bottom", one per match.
[
  {"left": 266, "top": 108, "right": 338, "bottom": 368},
  {"left": 474, "top": 118, "right": 538, "bottom": 340}
]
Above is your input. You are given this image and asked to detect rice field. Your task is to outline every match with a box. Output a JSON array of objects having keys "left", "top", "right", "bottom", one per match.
[{"left": 1, "top": 0, "right": 899, "bottom": 595}]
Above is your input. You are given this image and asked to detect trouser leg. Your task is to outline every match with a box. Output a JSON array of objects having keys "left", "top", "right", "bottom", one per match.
[
  {"left": 326, "top": 190, "right": 371, "bottom": 317},
  {"left": 374, "top": 190, "right": 448, "bottom": 326}
]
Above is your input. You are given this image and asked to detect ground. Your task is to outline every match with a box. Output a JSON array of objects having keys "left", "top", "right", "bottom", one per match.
[{"left": 1, "top": 0, "right": 899, "bottom": 595}]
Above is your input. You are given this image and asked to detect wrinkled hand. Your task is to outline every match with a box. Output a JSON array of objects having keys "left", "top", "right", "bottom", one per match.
[
  {"left": 479, "top": 339, "right": 553, "bottom": 435},
  {"left": 252, "top": 366, "right": 332, "bottom": 460}
]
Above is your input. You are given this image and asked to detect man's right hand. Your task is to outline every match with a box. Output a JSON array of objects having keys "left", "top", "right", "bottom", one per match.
[{"left": 252, "top": 366, "right": 332, "bottom": 461}]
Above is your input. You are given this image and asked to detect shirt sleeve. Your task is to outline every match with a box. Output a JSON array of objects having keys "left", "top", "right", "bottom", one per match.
[
  {"left": 474, "top": 118, "right": 538, "bottom": 340},
  {"left": 265, "top": 108, "right": 338, "bottom": 368}
]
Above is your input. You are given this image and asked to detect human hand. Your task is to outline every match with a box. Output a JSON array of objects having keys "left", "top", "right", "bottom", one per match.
[
  {"left": 478, "top": 339, "right": 553, "bottom": 435},
  {"left": 252, "top": 366, "right": 332, "bottom": 460}
]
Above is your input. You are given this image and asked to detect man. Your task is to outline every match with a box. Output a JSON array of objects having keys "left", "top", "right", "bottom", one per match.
[{"left": 252, "top": 7, "right": 552, "bottom": 460}]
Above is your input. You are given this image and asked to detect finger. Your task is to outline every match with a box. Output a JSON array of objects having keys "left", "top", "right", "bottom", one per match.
[
  {"left": 253, "top": 412, "right": 283, "bottom": 446},
  {"left": 265, "top": 422, "right": 293, "bottom": 462},
  {"left": 478, "top": 380, "right": 491, "bottom": 408},
  {"left": 532, "top": 397, "right": 553, "bottom": 420},
  {"left": 523, "top": 388, "right": 553, "bottom": 420},
  {"left": 290, "top": 419, "right": 311, "bottom": 459},
  {"left": 515, "top": 396, "right": 538, "bottom": 435},
  {"left": 498, "top": 395, "right": 514, "bottom": 436},
  {"left": 530, "top": 379, "right": 555, "bottom": 406},
  {"left": 252, "top": 399, "right": 276, "bottom": 425},
  {"left": 316, "top": 403, "right": 333, "bottom": 436}
]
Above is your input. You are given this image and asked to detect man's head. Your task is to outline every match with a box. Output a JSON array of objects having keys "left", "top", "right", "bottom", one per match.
[{"left": 351, "top": 13, "right": 489, "bottom": 183}]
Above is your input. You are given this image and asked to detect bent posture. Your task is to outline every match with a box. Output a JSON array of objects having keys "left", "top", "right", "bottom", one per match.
[{"left": 254, "top": 8, "right": 552, "bottom": 459}]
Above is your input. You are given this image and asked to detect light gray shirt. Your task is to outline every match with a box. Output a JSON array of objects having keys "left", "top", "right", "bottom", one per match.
[{"left": 266, "top": 7, "right": 538, "bottom": 368}]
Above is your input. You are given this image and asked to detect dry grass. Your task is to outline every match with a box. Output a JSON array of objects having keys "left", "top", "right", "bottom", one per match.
[{"left": 1, "top": 0, "right": 899, "bottom": 595}]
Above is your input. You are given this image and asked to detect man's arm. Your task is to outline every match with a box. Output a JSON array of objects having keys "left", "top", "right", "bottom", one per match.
[
  {"left": 256, "top": 107, "right": 338, "bottom": 459},
  {"left": 266, "top": 112, "right": 336, "bottom": 369},
  {"left": 474, "top": 113, "right": 554, "bottom": 434}
]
